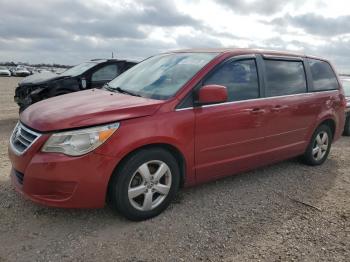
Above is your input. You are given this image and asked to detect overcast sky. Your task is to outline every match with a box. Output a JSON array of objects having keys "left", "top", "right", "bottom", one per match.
[{"left": 0, "top": 0, "right": 350, "bottom": 72}]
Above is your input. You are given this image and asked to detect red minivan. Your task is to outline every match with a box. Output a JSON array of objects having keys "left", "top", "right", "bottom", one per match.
[{"left": 8, "top": 49, "right": 346, "bottom": 220}]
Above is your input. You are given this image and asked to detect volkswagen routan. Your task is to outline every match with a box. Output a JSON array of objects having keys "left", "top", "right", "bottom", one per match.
[{"left": 8, "top": 49, "right": 346, "bottom": 220}]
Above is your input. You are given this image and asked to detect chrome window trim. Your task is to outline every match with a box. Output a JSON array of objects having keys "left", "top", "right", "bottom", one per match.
[
  {"left": 262, "top": 54, "right": 304, "bottom": 61},
  {"left": 175, "top": 107, "right": 194, "bottom": 111},
  {"left": 175, "top": 90, "right": 338, "bottom": 111},
  {"left": 10, "top": 122, "right": 42, "bottom": 156}
]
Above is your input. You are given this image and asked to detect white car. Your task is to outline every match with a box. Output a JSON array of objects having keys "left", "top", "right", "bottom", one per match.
[
  {"left": 14, "top": 66, "right": 31, "bottom": 77},
  {"left": 0, "top": 66, "right": 11, "bottom": 76}
]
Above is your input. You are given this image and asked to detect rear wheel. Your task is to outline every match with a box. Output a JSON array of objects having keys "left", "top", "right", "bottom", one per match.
[
  {"left": 343, "top": 116, "right": 350, "bottom": 136},
  {"left": 108, "top": 148, "right": 180, "bottom": 221},
  {"left": 302, "top": 125, "right": 332, "bottom": 166}
]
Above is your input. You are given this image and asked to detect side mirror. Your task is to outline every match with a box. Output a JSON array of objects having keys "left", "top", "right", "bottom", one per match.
[{"left": 196, "top": 85, "right": 228, "bottom": 105}]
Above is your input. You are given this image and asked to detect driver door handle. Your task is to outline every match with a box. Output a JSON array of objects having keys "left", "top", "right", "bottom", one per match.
[
  {"left": 247, "top": 108, "right": 266, "bottom": 115},
  {"left": 271, "top": 105, "right": 288, "bottom": 112}
]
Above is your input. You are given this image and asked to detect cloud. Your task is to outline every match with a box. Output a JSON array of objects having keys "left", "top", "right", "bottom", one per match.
[
  {"left": 0, "top": 0, "right": 201, "bottom": 64},
  {"left": 215, "top": 0, "right": 304, "bottom": 15},
  {"left": 175, "top": 34, "right": 224, "bottom": 48},
  {"left": 0, "top": 0, "right": 349, "bottom": 72},
  {"left": 268, "top": 13, "right": 350, "bottom": 36}
]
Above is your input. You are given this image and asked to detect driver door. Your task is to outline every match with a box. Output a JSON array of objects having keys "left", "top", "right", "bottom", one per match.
[{"left": 194, "top": 57, "right": 270, "bottom": 183}]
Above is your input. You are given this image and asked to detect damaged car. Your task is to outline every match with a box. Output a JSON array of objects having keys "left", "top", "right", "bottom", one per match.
[{"left": 14, "top": 59, "right": 137, "bottom": 112}]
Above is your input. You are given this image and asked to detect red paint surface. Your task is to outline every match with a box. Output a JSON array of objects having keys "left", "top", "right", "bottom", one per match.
[{"left": 198, "top": 85, "right": 228, "bottom": 105}]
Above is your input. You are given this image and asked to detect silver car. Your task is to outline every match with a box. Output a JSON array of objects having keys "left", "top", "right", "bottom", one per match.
[{"left": 0, "top": 66, "right": 11, "bottom": 76}]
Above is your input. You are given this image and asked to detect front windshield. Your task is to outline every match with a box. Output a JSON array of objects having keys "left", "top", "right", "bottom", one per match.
[
  {"left": 342, "top": 80, "right": 350, "bottom": 96},
  {"left": 60, "top": 62, "right": 97, "bottom": 77},
  {"left": 107, "top": 52, "right": 218, "bottom": 100},
  {"left": 0, "top": 66, "right": 6, "bottom": 70}
]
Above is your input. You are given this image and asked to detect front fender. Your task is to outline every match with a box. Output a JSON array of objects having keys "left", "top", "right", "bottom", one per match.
[
  {"left": 46, "top": 78, "right": 81, "bottom": 97},
  {"left": 94, "top": 111, "right": 196, "bottom": 186}
]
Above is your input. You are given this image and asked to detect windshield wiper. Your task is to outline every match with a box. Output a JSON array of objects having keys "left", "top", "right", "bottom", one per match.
[
  {"left": 115, "top": 87, "right": 141, "bottom": 97},
  {"left": 103, "top": 84, "right": 141, "bottom": 97},
  {"left": 103, "top": 83, "right": 115, "bottom": 92}
]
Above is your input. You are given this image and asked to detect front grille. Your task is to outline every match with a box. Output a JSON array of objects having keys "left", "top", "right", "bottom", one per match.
[
  {"left": 13, "top": 169, "right": 24, "bottom": 185},
  {"left": 10, "top": 122, "right": 41, "bottom": 154}
]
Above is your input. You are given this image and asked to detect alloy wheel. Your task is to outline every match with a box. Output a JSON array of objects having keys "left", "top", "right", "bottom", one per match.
[
  {"left": 312, "top": 131, "right": 329, "bottom": 161},
  {"left": 128, "top": 160, "right": 172, "bottom": 211}
]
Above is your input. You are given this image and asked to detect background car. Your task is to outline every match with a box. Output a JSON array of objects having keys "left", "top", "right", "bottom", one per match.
[
  {"left": 341, "top": 78, "right": 350, "bottom": 135},
  {"left": 14, "top": 59, "right": 137, "bottom": 112},
  {"left": 14, "top": 66, "right": 31, "bottom": 77},
  {"left": 0, "top": 66, "right": 11, "bottom": 76}
]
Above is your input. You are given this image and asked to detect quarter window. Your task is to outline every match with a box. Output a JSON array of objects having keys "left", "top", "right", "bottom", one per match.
[
  {"left": 92, "top": 64, "right": 119, "bottom": 82},
  {"left": 265, "top": 60, "right": 307, "bottom": 97},
  {"left": 308, "top": 59, "right": 339, "bottom": 91},
  {"left": 204, "top": 59, "right": 259, "bottom": 102}
]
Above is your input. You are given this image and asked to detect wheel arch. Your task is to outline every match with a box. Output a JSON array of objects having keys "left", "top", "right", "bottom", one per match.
[
  {"left": 319, "top": 118, "right": 336, "bottom": 139},
  {"left": 107, "top": 143, "right": 187, "bottom": 199}
]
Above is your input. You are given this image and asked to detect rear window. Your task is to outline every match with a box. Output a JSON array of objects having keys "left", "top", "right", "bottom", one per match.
[
  {"left": 265, "top": 60, "right": 307, "bottom": 97},
  {"left": 308, "top": 59, "right": 339, "bottom": 91}
]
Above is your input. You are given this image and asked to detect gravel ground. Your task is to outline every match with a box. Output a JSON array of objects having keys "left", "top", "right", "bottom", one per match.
[{"left": 0, "top": 77, "right": 349, "bottom": 262}]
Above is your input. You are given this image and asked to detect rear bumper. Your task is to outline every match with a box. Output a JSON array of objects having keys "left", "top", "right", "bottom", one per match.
[{"left": 9, "top": 147, "right": 118, "bottom": 208}]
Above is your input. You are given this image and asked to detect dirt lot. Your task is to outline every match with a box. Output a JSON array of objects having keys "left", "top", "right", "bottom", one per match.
[{"left": 0, "top": 77, "right": 349, "bottom": 262}]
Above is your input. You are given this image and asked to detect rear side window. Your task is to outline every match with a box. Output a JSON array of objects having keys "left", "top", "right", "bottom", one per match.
[
  {"left": 308, "top": 59, "right": 339, "bottom": 91},
  {"left": 265, "top": 60, "right": 307, "bottom": 97},
  {"left": 204, "top": 59, "right": 259, "bottom": 102}
]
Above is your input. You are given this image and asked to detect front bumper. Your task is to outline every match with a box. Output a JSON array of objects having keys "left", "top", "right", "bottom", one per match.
[{"left": 8, "top": 139, "right": 118, "bottom": 208}]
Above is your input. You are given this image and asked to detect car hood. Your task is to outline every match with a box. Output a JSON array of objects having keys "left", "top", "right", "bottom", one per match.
[
  {"left": 19, "top": 72, "right": 64, "bottom": 86},
  {"left": 20, "top": 89, "right": 164, "bottom": 132}
]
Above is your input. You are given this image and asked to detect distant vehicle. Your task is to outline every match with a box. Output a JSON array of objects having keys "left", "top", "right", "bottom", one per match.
[
  {"left": 341, "top": 78, "right": 350, "bottom": 135},
  {"left": 14, "top": 59, "right": 137, "bottom": 112},
  {"left": 9, "top": 67, "right": 17, "bottom": 76},
  {"left": 14, "top": 66, "right": 31, "bottom": 77},
  {"left": 0, "top": 66, "right": 11, "bottom": 76}
]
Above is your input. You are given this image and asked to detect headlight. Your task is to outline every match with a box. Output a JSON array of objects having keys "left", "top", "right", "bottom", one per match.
[{"left": 42, "top": 122, "right": 120, "bottom": 156}]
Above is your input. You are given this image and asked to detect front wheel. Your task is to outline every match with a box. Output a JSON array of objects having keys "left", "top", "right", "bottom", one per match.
[
  {"left": 302, "top": 125, "right": 332, "bottom": 166},
  {"left": 108, "top": 148, "right": 180, "bottom": 221}
]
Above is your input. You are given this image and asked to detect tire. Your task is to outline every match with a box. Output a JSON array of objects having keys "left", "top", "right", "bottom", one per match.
[
  {"left": 108, "top": 148, "right": 180, "bottom": 221},
  {"left": 302, "top": 125, "right": 332, "bottom": 166},
  {"left": 343, "top": 116, "right": 350, "bottom": 136}
]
